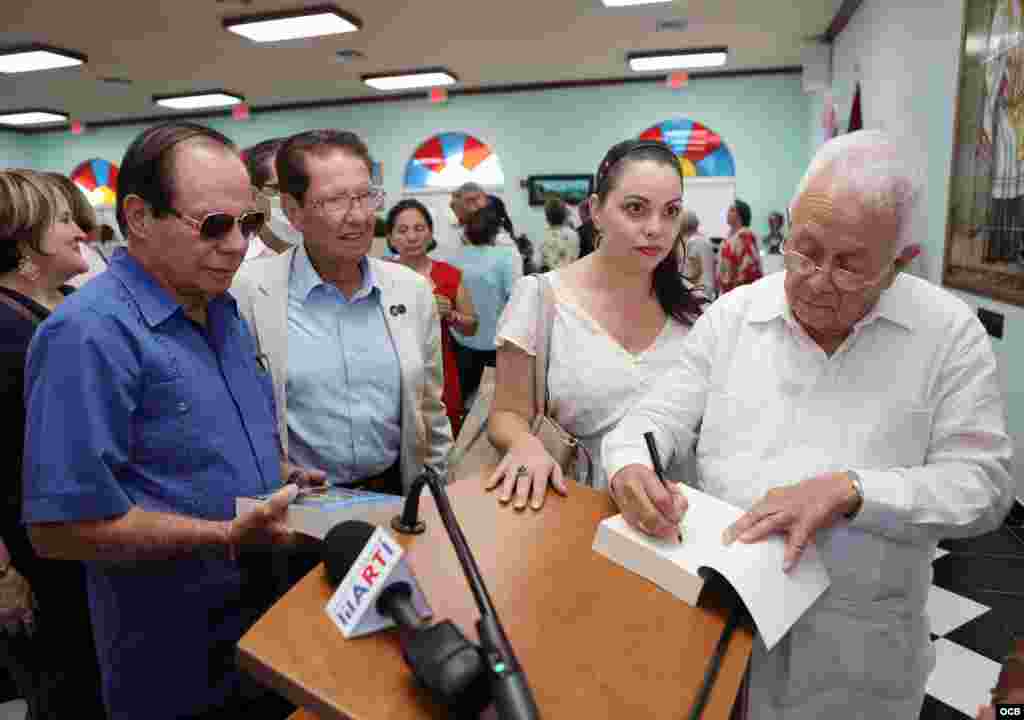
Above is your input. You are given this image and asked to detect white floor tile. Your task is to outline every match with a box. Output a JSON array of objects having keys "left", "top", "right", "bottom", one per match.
[
  {"left": 0, "top": 699, "right": 26, "bottom": 720},
  {"left": 926, "top": 584, "right": 990, "bottom": 636},
  {"left": 927, "top": 639, "right": 1001, "bottom": 716},
  {"left": 935, "top": 547, "right": 949, "bottom": 561}
]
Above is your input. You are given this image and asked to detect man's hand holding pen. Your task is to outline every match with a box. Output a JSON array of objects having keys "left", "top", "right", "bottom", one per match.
[
  {"left": 609, "top": 466, "right": 687, "bottom": 541},
  {"left": 608, "top": 433, "right": 687, "bottom": 543}
]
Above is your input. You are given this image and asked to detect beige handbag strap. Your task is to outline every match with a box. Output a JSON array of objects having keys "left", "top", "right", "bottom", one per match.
[
  {"left": 531, "top": 274, "right": 558, "bottom": 420},
  {"left": 530, "top": 275, "right": 594, "bottom": 486}
]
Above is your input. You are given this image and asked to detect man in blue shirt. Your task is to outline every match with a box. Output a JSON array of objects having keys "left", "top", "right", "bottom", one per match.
[{"left": 22, "top": 121, "right": 317, "bottom": 720}]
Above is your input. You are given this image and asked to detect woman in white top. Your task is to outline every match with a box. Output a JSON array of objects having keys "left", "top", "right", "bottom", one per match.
[{"left": 485, "top": 139, "right": 705, "bottom": 509}]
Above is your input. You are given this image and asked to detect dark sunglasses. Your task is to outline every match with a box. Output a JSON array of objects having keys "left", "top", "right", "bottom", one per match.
[{"left": 168, "top": 208, "right": 266, "bottom": 241}]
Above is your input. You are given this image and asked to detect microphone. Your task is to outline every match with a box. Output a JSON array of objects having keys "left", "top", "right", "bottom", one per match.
[
  {"left": 322, "top": 520, "right": 432, "bottom": 638},
  {"left": 393, "top": 468, "right": 541, "bottom": 720},
  {"left": 322, "top": 521, "right": 492, "bottom": 716}
]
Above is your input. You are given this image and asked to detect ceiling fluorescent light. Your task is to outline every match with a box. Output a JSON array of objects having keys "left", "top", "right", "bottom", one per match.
[
  {"left": 224, "top": 5, "right": 361, "bottom": 42},
  {"left": 0, "top": 110, "right": 68, "bottom": 127},
  {"left": 154, "top": 91, "right": 244, "bottom": 110},
  {"left": 363, "top": 69, "right": 457, "bottom": 92},
  {"left": 602, "top": 0, "right": 672, "bottom": 6},
  {"left": 0, "top": 46, "right": 86, "bottom": 74},
  {"left": 628, "top": 48, "right": 728, "bottom": 72}
]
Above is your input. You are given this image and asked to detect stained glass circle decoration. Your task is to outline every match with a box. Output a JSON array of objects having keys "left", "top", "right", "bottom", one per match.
[
  {"left": 71, "top": 158, "right": 119, "bottom": 206},
  {"left": 404, "top": 132, "right": 505, "bottom": 189},
  {"left": 640, "top": 119, "right": 735, "bottom": 178}
]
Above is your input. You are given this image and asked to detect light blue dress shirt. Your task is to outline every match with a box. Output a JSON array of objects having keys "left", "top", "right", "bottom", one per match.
[
  {"left": 286, "top": 246, "right": 401, "bottom": 484},
  {"left": 450, "top": 245, "right": 522, "bottom": 351}
]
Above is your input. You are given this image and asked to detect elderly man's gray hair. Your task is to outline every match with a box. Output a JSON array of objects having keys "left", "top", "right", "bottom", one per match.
[
  {"left": 452, "top": 181, "right": 486, "bottom": 199},
  {"left": 791, "top": 130, "right": 921, "bottom": 254},
  {"left": 680, "top": 209, "right": 700, "bottom": 234}
]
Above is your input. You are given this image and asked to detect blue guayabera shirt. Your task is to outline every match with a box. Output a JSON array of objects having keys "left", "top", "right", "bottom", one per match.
[{"left": 21, "top": 249, "right": 281, "bottom": 720}]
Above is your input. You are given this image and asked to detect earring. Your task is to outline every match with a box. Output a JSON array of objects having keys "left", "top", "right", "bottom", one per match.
[{"left": 17, "top": 255, "right": 40, "bottom": 282}]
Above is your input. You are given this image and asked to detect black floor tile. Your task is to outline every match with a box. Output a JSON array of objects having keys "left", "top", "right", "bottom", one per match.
[
  {"left": 944, "top": 609, "right": 1023, "bottom": 663},
  {"left": 940, "top": 527, "right": 1024, "bottom": 558},
  {"left": 939, "top": 535, "right": 1022, "bottom": 558},
  {"left": 931, "top": 553, "right": 1024, "bottom": 603},
  {"left": 920, "top": 694, "right": 972, "bottom": 719}
]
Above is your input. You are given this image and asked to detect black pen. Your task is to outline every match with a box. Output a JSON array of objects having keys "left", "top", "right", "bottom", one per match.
[{"left": 643, "top": 431, "right": 683, "bottom": 543}]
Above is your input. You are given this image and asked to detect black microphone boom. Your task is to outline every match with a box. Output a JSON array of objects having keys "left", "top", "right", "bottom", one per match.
[{"left": 393, "top": 468, "right": 541, "bottom": 720}]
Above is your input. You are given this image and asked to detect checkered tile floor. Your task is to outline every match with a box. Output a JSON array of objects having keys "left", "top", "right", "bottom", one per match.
[{"left": 920, "top": 519, "right": 1024, "bottom": 719}]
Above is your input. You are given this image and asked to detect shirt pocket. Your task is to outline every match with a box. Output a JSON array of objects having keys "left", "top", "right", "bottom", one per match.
[
  {"left": 860, "top": 613, "right": 932, "bottom": 699},
  {"left": 764, "top": 607, "right": 855, "bottom": 707},
  {"left": 697, "top": 390, "right": 789, "bottom": 460},
  {"left": 841, "top": 405, "right": 933, "bottom": 469},
  {"left": 134, "top": 378, "right": 200, "bottom": 464}
]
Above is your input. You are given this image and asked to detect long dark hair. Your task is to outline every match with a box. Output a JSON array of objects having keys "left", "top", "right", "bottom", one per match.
[
  {"left": 594, "top": 139, "right": 705, "bottom": 324},
  {"left": 464, "top": 205, "right": 501, "bottom": 246}
]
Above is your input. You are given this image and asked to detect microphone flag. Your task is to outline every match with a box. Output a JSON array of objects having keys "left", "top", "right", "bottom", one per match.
[{"left": 325, "top": 526, "right": 432, "bottom": 638}]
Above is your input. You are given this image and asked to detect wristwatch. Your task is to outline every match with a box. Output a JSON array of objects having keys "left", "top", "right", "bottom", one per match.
[{"left": 843, "top": 470, "right": 864, "bottom": 520}]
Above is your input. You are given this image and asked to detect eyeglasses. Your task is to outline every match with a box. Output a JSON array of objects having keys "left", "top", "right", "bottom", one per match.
[
  {"left": 309, "top": 188, "right": 386, "bottom": 218},
  {"left": 168, "top": 208, "right": 266, "bottom": 241},
  {"left": 781, "top": 246, "right": 893, "bottom": 293}
]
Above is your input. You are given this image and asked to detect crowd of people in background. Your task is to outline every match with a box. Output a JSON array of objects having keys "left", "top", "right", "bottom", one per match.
[{"left": 0, "top": 121, "right": 1018, "bottom": 720}]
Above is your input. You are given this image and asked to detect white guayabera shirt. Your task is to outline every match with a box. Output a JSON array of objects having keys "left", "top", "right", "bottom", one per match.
[{"left": 603, "top": 271, "right": 1014, "bottom": 720}]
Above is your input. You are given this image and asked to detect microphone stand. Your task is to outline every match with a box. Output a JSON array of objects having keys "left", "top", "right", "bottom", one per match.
[{"left": 393, "top": 468, "right": 541, "bottom": 720}]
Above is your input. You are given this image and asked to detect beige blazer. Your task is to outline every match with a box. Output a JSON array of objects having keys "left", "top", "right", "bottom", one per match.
[{"left": 230, "top": 248, "right": 453, "bottom": 491}]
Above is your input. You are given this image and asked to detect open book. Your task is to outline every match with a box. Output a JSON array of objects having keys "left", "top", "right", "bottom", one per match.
[
  {"left": 236, "top": 486, "right": 403, "bottom": 540},
  {"left": 592, "top": 485, "right": 831, "bottom": 651}
]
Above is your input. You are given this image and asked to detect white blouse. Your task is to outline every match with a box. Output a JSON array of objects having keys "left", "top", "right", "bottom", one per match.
[{"left": 495, "top": 271, "right": 694, "bottom": 489}]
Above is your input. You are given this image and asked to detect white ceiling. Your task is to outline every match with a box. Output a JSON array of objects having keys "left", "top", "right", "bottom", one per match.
[{"left": 0, "top": 0, "right": 844, "bottom": 127}]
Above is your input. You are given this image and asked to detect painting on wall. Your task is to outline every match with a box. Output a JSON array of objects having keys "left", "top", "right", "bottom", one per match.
[
  {"left": 403, "top": 132, "right": 504, "bottom": 190},
  {"left": 70, "top": 158, "right": 118, "bottom": 207},
  {"left": 945, "top": 0, "right": 1024, "bottom": 305},
  {"left": 525, "top": 175, "right": 593, "bottom": 206},
  {"left": 640, "top": 118, "right": 736, "bottom": 177}
]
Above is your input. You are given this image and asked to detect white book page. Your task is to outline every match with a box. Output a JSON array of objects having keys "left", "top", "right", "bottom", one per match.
[{"left": 607, "top": 486, "right": 831, "bottom": 651}]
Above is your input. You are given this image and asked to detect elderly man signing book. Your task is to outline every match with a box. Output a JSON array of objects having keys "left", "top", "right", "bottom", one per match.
[{"left": 601, "top": 130, "right": 1014, "bottom": 720}]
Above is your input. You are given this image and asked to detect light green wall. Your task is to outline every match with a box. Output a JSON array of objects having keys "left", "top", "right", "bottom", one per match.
[
  {"left": 16, "top": 74, "right": 809, "bottom": 245},
  {"left": 0, "top": 130, "right": 30, "bottom": 168}
]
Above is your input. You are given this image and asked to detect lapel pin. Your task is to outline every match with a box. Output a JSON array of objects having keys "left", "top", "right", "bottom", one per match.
[{"left": 389, "top": 304, "right": 407, "bottom": 316}]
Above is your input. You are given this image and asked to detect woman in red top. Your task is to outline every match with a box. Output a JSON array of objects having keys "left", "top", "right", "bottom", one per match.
[
  {"left": 387, "top": 199, "right": 478, "bottom": 436},
  {"left": 717, "top": 198, "right": 763, "bottom": 294}
]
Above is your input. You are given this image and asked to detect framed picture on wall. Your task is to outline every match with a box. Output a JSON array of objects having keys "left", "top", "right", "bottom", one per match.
[
  {"left": 526, "top": 174, "right": 594, "bottom": 206},
  {"left": 944, "top": 0, "right": 1024, "bottom": 305}
]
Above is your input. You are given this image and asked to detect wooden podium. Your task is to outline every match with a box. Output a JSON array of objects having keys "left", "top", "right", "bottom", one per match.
[{"left": 238, "top": 480, "right": 753, "bottom": 720}]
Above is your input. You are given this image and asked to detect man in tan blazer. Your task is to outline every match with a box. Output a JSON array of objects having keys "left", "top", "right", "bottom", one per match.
[{"left": 231, "top": 129, "right": 452, "bottom": 493}]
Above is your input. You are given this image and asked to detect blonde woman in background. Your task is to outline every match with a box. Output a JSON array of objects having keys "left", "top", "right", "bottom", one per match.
[
  {"left": 0, "top": 169, "right": 103, "bottom": 718},
  {"left": 47, "top": 172, "right": 106, "bottom": 288}
]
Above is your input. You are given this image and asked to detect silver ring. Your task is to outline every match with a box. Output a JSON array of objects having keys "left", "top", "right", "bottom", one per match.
[{"left": 515, "top": 465, "right": 529, "bottom": 478}]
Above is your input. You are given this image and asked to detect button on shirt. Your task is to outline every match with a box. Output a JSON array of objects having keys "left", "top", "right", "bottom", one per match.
[
  {"left": 603, "top": 272, "right": 1013, "bottom": 719},
  {"left": 286, "top": 245, "right": 401, "bottom": 484},
  {"left": 21, "top": 249, "right": 282, "bottom": 720}
]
